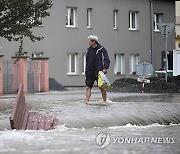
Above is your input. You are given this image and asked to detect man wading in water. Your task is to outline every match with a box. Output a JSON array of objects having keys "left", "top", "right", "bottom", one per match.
[{"left": 85, "top": 35, "right": 110, "bottom": 104}]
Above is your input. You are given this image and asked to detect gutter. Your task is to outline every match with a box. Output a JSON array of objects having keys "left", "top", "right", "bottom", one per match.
[{"left": 150, "top": 0, "right": 154, "bottom": 65}]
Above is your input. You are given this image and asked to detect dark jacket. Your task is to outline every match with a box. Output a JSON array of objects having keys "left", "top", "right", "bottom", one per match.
[{"left": 85, "top": 44, "right": 110, "bottom": 77}]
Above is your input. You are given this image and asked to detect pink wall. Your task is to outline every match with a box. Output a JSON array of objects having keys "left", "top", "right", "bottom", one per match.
[
  {"left": 40, "top": 58, "right": 49, "bottom": 92},
  {"left": 12, "top": 57, "right": 28, "bottom": 94},
  {"left": 0, "top": 56, "right": 49, "bottom": 95},
  {"left": 31, "top": 57, "right": 50, "bottom": 92}
]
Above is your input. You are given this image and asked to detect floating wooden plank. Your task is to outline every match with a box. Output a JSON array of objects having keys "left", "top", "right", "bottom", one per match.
[
  {"left": 9, "top": 83, "right": 59, "bottom": 130},
  {"left": 10, "top": 83, "right": 26, "bottom": 129},
  {"left": 32, "top": 114, "right": 40, "bottom": 130},
  {"left": 52, "top": 117, "right": 59, "bottom": 129},
  {"left": 38, "top": 115, "right": 46, "bottom": 130},
  {"left": 44, "top": 115, "right": 53, "bottom": 130},
  {"left": 22, "top": 111, "right": 29, "bottom": 130},
  {"left": 26, "top": 112, "right": 36, "bottom": 130}
]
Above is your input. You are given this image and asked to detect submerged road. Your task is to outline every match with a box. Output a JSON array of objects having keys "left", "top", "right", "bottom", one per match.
[
  {"left": 0, "top": 89, "right": 180, "bottom": 129},
  {"left": 0, "top": 89, "right": 180, "bottom": 154}
]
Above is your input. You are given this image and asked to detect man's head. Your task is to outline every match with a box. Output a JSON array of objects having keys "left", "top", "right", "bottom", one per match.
[{"left": 88, "top": 35, "right": 98, "bottom": 47}]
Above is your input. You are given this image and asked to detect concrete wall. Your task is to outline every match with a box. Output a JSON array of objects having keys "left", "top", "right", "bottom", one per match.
[{"left": 0, "top": 0, "right": 176, "bottom": 86}]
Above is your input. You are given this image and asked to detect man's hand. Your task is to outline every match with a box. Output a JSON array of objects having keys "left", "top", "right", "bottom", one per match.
[{"left": 102, "top": 68, "right": 107, "bottom": 74}]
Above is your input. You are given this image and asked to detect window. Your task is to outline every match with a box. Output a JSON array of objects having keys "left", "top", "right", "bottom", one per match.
[
  {"left": 114, "top": 54, "right": 125, "bottom": 75},
  {"left": 67, "top": 53, "right": 78, "bottom": 75},
  {"left": 66, "top": 7, "right": 76, "bottom": 27},
  {"left": 113, "top": 10, "right": 118, "bottom": 29},
  {"left": 129, "top": 11, "right": 138, "bottom": 30},
  {"left": 130, "top": 54, "right": 139, "bottom": 74},
  {"left": 87, "top": 8, "right": 92, "bottom": 28},
  {"left": 154, "top": 13, "right": 163, "bottom": 31}
]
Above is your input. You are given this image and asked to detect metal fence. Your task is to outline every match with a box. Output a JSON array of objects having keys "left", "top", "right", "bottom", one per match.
[
  {"left": 27, "top": 60, "right": 40, "bottom": 93},
  {"left": 3, "top": 60, "right": 19, "bottom": 94}
]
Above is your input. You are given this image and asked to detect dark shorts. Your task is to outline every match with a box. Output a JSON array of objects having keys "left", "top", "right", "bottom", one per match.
[{"left": 85, "top": 74, "right": 98, "bottom": 89}]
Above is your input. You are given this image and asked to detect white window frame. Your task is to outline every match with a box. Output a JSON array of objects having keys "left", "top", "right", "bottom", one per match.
[
  {"left": 82, "top": 53, "right": 86, "bottom": 75},
  {"left": 113, "top": 10, "right": 118, "bottom": 29},
  {"left": 67, "top": 53, "right": 78, "bottom": 75},
  {"left": 129, "top": 11, "right": 138, "bottom": 30},
  {"left": 154, "top": 13, "right": 163, "bottom": 32},
  {"left": 66, "top": 7, "right": 76, "bottom": 27},
  {"left": 114, "top": 54, "right": 125, "bottom": 75},
  {"left": 130, "top": 54, "right": 139, "bottom": 75},
  {"left": 87, "top": 8, "right": 92, "bottom": 28}
]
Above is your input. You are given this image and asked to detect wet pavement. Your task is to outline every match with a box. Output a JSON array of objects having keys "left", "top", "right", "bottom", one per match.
[{"left": 0, "top": 89, "right": 180, "bottom": 154}]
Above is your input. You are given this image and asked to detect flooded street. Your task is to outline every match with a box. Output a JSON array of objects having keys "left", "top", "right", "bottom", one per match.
[{"left": 0, "top": 89, "right": 180, "bottom": 154}]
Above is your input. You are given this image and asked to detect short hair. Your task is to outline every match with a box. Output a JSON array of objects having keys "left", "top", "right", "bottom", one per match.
[{"left": 88, "top": 35, "right": 98, "bottom": 43}]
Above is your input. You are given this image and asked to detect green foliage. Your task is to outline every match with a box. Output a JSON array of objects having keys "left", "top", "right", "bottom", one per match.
[{"left": 0, "top": 0, "right": 52, "bottom": 55}]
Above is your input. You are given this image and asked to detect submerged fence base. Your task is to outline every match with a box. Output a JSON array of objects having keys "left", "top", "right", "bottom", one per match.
[{"left": 9, "top": 83, "right": 59, "bottom": 130}]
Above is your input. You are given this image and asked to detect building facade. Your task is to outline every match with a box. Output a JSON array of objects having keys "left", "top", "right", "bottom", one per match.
[
  {"left": 0, "top": 0, "right": 178, "bottom": 87},
  {"left": 176, "top": 1, "right": 180, "bottom": 50}
]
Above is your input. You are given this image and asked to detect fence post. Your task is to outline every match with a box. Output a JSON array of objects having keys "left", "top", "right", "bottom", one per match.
[
  {"left": 19, "top": 57, "right": 28, "bottom": 94},
  {"left": 0, "top": 55, "right": 4, "bottom": 96},
  {"left": 12, "top": 57, "right": 28, "bottom": 94},
  {"left": 40, "top": 58, "right": 49, "bottom": 92},
  {"left": 31, "top": 57, "right": 49, "bottom": 92}
]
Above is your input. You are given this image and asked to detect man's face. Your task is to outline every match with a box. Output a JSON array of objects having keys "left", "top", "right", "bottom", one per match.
[{"left": 88, "top": 39, "right": 96, "bottom": 47}]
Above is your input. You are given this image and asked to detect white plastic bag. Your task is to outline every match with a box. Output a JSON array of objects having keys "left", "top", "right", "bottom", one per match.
[{"left": 98, "top": 71, "right": 111, "bottom": 88}]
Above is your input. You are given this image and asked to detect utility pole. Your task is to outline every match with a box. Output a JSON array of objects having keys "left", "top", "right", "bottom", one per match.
[{"left": 157, "top": 23, "right": 174, "bottom": 82}]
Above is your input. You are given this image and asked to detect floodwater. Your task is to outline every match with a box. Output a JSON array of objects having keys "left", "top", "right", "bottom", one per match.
[{"left": 0, "top": 89, "right": 180, "bottom": 154}]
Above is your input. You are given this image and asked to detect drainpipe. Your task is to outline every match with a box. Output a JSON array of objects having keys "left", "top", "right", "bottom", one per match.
[{"left": 150, "top": 0, "right": 154, "bottom": 65}]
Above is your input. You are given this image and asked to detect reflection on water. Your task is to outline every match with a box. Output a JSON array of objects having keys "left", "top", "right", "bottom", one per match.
[{"left": 0, "top": 91, "right": 180, "bottom": 154}]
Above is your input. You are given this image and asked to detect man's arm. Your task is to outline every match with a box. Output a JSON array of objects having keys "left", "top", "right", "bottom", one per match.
[{"left": 102, "top": 48, "right": 110, "bottom": 73}]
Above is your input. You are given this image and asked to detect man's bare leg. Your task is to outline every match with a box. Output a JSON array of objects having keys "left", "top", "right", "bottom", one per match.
[
  {"left": 99, "top": 87, "right": 107, "bottom": 102},
  {"left": 85, "top": 86, "right": 91, "bottom": 104}
]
